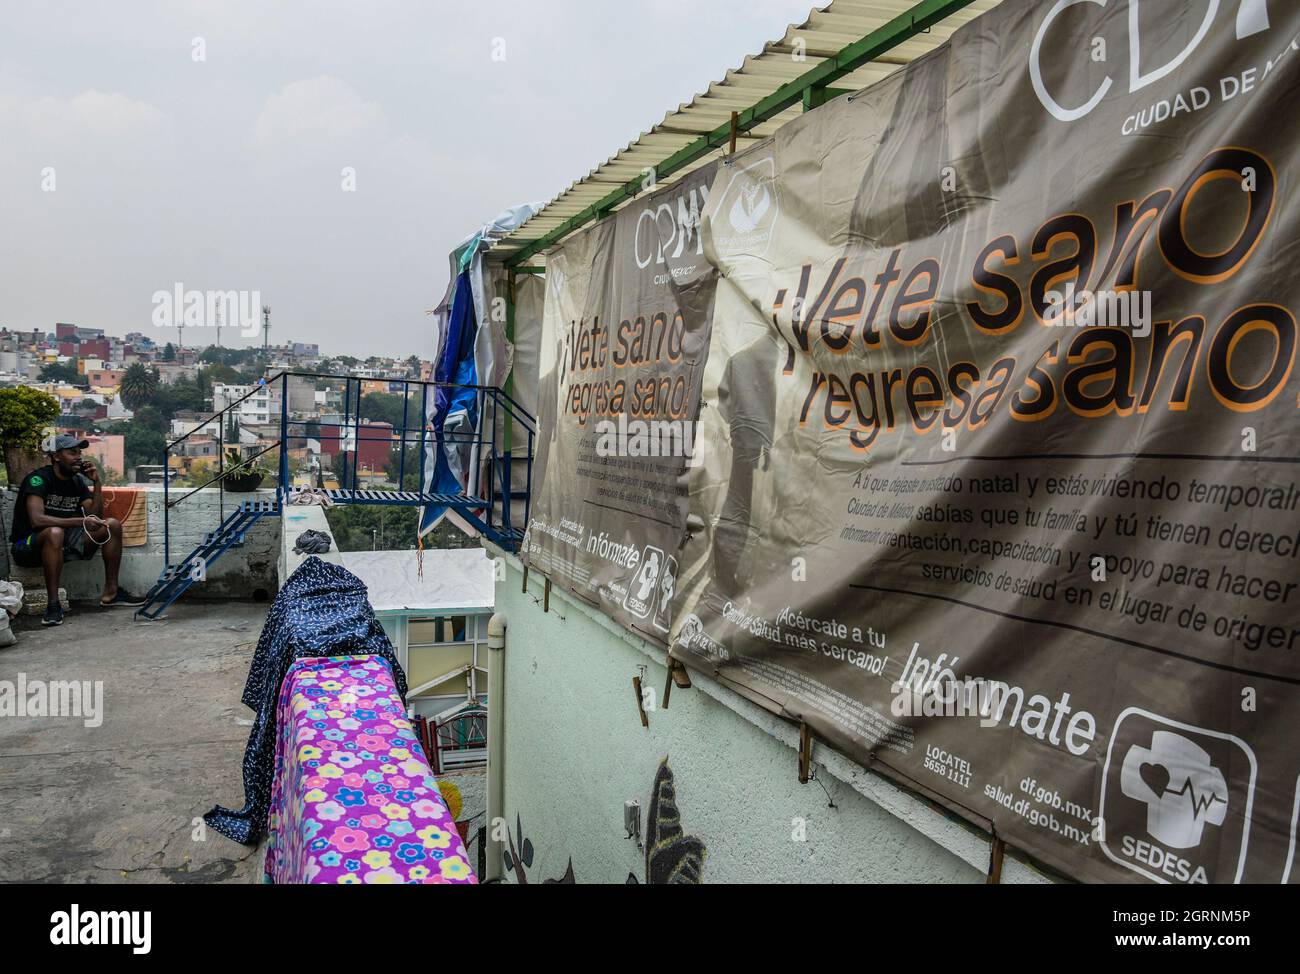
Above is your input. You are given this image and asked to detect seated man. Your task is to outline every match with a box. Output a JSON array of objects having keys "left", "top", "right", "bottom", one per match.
[{"left": 9, "top": 435, "right": 145, "bottom": 626}]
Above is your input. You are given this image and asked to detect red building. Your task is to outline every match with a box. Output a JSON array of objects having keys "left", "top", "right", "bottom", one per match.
[
  {"left": 320, "top": 421, "right": 394, "bottom": 475},
  {"left": 79, "top": 338, "right": 110, "bottom": 359}
]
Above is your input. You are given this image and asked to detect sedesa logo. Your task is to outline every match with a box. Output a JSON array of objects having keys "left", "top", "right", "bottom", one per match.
[
  {"left": 633, "top": 184, "right": 710, "bottom": 270},
  {"left": 1030, "top": 0, "right": 1274, "bottom": 122}
]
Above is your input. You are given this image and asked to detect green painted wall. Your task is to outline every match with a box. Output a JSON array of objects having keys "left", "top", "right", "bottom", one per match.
[{"left": 495, "top": 557, "right": 1056, "bottom": 884}]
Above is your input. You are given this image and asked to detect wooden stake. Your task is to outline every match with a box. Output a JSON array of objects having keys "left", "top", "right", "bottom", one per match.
[
  {"left": 632, "top": 676, "right": 649, "bottom": 728},
  {"left": 729, "top": 111, "right": 739, "bottom": 155},
  {"left": 661, "top": 659, "right": 691, "bottom": 709},
  {"left": 986, "top": 836, "right": 1005, "bottom": 884},
  {"left": 543, "top": 577, "right": 551, "bottom": 613},
  {"left": 798, "top": 721, "right": 812, "bottom": 783},
  {"left": 521, "top": 566, "right": 528, "bottom": 593}
]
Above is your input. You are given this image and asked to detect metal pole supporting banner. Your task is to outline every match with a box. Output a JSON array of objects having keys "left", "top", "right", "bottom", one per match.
[
  {"left": 163, "top": 440, "right": 170, "bottom": 569},
  {"left": 352, "top": 377, "right": 362, "bottom": 496},
  {"left": 279, "top": 373, "right": 290, "bottom": 501},
  {"left": 418, "top": 382, "right": 428, "bottom": 504},
  {"left": 399, "top": 381, "right": 411, "bottom": 490}
]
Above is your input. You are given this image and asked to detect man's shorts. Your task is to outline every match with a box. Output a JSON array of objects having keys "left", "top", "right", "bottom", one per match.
[{"left": 9, "top": 526, "right": 93, "bottom": 568}]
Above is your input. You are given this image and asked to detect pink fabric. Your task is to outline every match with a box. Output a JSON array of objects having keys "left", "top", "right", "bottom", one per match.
[{"left": 263, "top": 655, "right": 476, "bottom": 884}]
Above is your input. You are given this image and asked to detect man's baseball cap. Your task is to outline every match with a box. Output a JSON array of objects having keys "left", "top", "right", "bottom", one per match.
[{"left": 51, "top": 434, "right": 90, "bottom": 452}]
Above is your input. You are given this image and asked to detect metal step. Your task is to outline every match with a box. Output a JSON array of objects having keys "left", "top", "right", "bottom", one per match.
[{"left": 135, "top": 503, "right": 278, "bottom": 621}]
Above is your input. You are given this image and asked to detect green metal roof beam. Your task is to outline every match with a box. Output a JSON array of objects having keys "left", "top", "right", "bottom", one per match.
[
  {"left": 803, "top": 86, "right": 854, "bottom": 111},
  {"left": 503, "top": 0, "right": 977, "bottom": 267}
]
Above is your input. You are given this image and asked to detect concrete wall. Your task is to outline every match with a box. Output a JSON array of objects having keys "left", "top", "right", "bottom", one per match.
[
  {"left": 492, "top": 553, "right": 1057, "bottom": 885},
  {"left": 2, "top": 486, "right": 279, "bottom": 601}
]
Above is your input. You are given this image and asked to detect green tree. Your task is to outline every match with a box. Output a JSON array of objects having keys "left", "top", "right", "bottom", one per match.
[
  {"left": 123, "top": 424, "right": 167, "bottom": 473},
  {"left": 162, "top": 342, "right": 177, "bottom": 361},
  {"left": 199, "top": 345, "right": 260, "bottom": 369},
  {"left": 360, "top": 392, "right": 409, "bottom": 430},
  {"left": 159, "top": 376, "right": 206, "bottom": 414},
  {"left": 0, "top": 386, "right": 60, "bottom": 482},
  {"left": 386, "top": 443, "right": 423, "bottom": 490},
  {"left": 324, "top": 503, "right": 478, "bottom": 552},
  {"left": 120, "top": 363, "right": 159, "bottom": 410},
  {"left": 325, "top": 504, "right": 417, "bottom": 551},
  {"left": 38, "top": 361, "right": 87, "bottom": 386},
  {"left": 205, "top": 362, "right": 248, "bottom": 385}
]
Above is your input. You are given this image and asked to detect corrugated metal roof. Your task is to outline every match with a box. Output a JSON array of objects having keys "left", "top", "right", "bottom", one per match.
[{"left": 490, "top": 0, "right": 1003, "bottom": 265}]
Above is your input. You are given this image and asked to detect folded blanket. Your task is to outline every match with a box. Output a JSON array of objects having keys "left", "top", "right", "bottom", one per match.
[
  {"left": 263, "top": 654, "right": 476, "bottom": 883},
  {"left": 205, "top": 556, "right": 406, "bottom": 844}
]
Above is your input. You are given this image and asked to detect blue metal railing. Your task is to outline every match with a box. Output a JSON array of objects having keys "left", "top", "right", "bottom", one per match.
[{"left": 159, "top": 370, "right": 535, "bottom": 568}]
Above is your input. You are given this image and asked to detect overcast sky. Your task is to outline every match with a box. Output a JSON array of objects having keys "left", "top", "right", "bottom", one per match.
[{"left": 0, "top": 0, "right": 815, "bottom": 357}]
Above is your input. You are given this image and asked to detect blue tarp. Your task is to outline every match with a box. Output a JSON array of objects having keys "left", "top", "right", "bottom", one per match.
[{"left": 421, "top": 270, "right": 479, "bottom": 533}]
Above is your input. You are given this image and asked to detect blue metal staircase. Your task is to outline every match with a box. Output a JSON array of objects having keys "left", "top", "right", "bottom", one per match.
[
  {"left": 135, "top": 499, "right": 280, "bottom": 620},
  {"left": 134, "top": 372, "right": 534, "bottom": 621}
]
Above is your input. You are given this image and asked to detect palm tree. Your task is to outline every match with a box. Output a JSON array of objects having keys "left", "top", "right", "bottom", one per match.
[{"left": 119, "top": 363, "right": 159, "bottom": 411}]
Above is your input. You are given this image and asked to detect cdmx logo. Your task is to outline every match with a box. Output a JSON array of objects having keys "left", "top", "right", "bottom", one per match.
[
  {"left": 633, "top": 183, "right": 711, "bottom": 270},
  {"left": 1030, "top": 0, "right": 1276, "bottom": 122}
]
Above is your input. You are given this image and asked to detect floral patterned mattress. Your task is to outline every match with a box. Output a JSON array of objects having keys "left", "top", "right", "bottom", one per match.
[{"left": 263, "top": 654, "right": 477, "bottom": 884}]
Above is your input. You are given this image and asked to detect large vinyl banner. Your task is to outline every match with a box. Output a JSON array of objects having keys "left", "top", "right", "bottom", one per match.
[
  {"left": 668, "top": 1, "right": 1300, "bottom": 883},
  {"left": 525, "top": 163, "right": 718, "bottom": 642}
]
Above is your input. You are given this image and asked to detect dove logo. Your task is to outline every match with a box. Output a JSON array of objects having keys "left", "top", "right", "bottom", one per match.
[
  {"left": 729, "top": 182, "right": 771, "bottom": 232},
  {"left": 1099, "top": 708, "right": 1256, "bottom": 883},
  {"left": 712, "top": 156, "right": 780, "bottom": 260}
]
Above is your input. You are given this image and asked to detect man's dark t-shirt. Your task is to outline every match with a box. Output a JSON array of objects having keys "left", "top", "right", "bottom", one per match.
[{"left": 9, "top": 465, "right": 91, "bottom": 542}]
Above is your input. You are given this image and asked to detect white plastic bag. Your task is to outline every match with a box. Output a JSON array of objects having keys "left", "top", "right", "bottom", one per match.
[
  {"left": 0, "top": 579, "right": 23, "bottom": 617},
  {"left": 0, "top": 581, "right": 18, "bottom": 648}
]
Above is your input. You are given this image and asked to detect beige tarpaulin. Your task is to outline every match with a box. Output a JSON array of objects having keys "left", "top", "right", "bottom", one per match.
[
  {"left": 525, "top": 163, "right": 718, "bottom": 643},
  {"left": 530, "top": 0, "right": 1300, "bottom": 883}
]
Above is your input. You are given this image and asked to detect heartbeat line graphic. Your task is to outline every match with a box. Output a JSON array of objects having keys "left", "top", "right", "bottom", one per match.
[{"left": 1165, "top": 778, "right": 1227, "bottom": 815}]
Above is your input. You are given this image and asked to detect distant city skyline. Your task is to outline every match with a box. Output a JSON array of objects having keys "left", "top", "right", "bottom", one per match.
[
  {"left": 5, "top": 319, "right": 331, "bottom": 357},
  {"left": 0, "top": 0, "right": 813, "bottom": 357}
]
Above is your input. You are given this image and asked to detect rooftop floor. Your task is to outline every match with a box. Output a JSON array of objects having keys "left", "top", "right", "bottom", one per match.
[{"left": 0, "top": 600, "right": 269, "bottom": 883}]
